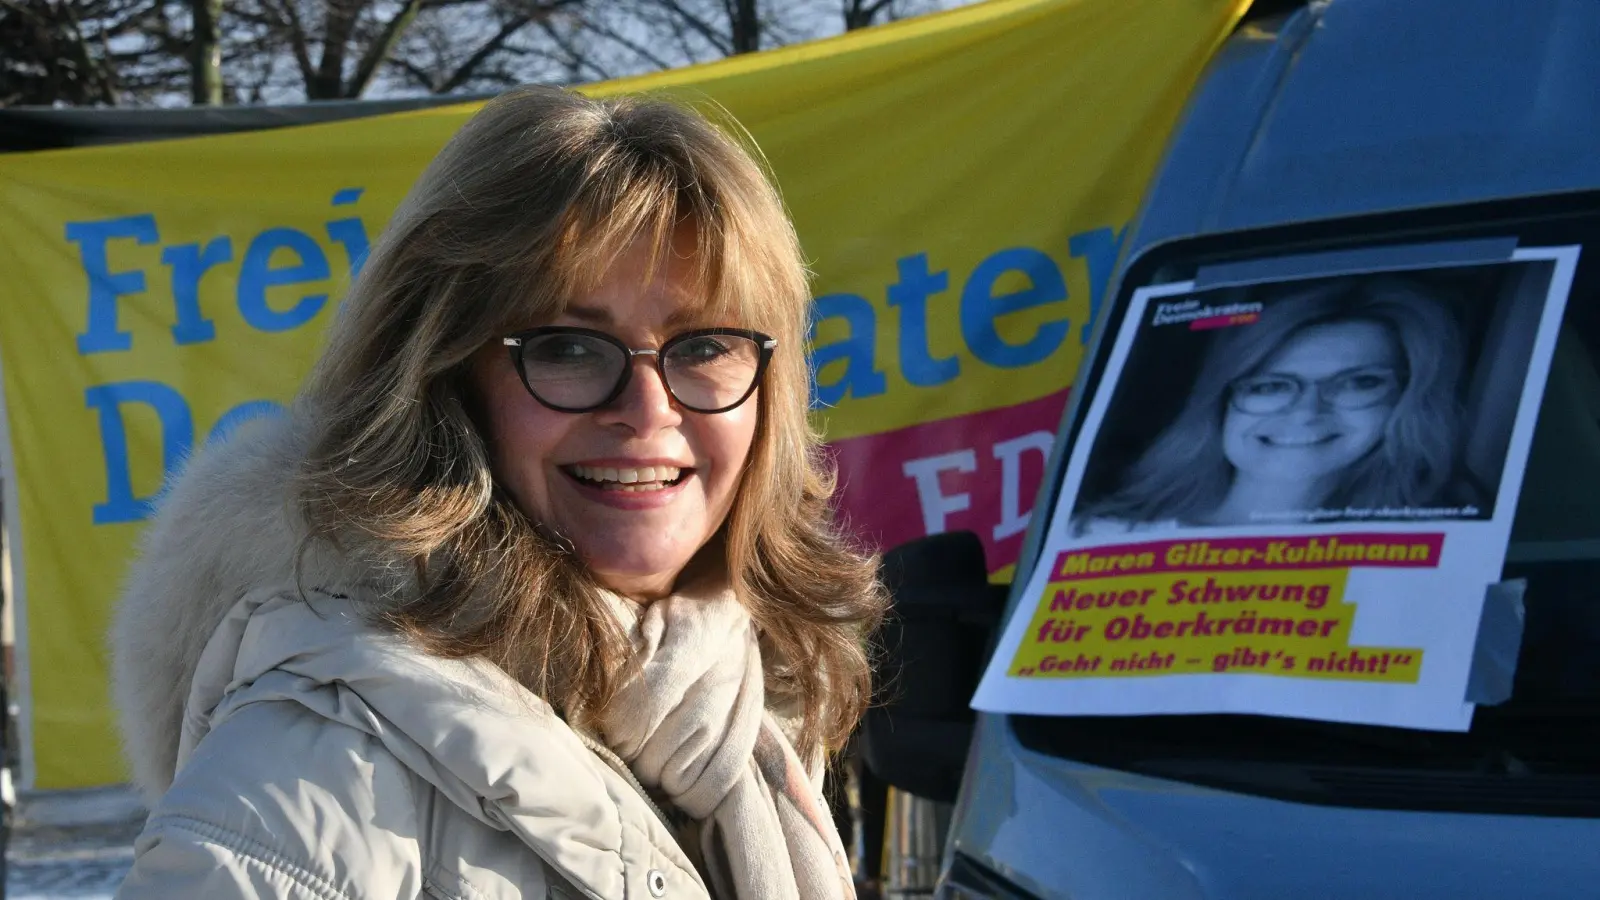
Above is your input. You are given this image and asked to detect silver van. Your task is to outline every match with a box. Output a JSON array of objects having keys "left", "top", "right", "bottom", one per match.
[{"left": 865, "top": 1, "right": 1600, "bottom": 896}]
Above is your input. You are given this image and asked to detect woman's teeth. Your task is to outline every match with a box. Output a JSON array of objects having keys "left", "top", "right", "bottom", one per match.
[
  {"left": 1259, "top": 434, "right": 1337, "bottom": 447},
  {"left": 567, "top": 464, "right": 683, "bottom": 491}
]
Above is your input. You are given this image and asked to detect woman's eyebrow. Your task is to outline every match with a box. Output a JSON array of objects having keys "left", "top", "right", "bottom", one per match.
[
  {"left": 562, "top": 307, "right": 710, "bottom": 334},
  {"left": 561, "top": 303, "right": 705, "bottom": 324},
  {"left": 562, "top": 305, "right": 614, "bottom": 325},
  {"left": 664, "top": 307, "right": 709, "bottom": 329},
  {"left": 1257, "top": 363, "right": 1397, "bottom": 378}
]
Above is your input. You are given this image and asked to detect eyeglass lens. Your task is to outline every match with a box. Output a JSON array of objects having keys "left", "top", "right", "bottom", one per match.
[
  {"left": 518, "top": 331, "right": 763, "bottom": 412},
  {"left": 1230, "top": 367, "right": 1402, "bottom": 415}
]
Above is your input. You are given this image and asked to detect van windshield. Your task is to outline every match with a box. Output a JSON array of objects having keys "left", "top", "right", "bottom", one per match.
[{"left": 1012, "top": 198, "right": 1600, "bottom": 818}]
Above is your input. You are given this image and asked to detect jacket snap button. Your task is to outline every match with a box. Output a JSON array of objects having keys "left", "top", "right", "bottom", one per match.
[{"left": 647, "top": 869, "right": 667, "bottom": 897}]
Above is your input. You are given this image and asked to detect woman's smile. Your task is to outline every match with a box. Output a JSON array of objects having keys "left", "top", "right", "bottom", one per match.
[
  {"left": 558, "top": 459, "right": 698, "bottom": 508},
  {"left": 1251, "top": 430, "right": 1342, "bottom": 449},
  {"left": 562, "top": 461, "right": 692, "bottom": 490}
]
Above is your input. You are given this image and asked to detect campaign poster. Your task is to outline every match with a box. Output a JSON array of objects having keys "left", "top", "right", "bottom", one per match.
[{"left": 972, "top": 244, "right": 1581, "bottom": 730}]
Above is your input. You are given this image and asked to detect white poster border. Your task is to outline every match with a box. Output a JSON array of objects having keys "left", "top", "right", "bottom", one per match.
[{"left": 973, "top": 244, "right": 1581, "bottom": 732}]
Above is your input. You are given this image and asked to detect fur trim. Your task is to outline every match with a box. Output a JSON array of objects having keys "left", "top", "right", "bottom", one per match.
[{"left": 109, "top": 413, "right": 367, "bottom": 804}]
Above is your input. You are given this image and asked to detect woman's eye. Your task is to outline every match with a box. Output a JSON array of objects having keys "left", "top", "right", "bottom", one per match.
[
  {"left": 673, "top": 337, "right": 731, "bottom": 363},
  {"left": 1243, "top": 379, "right": 1294, "bottom": 397},
  {"left": 1345, "top": 373, "right": 1390, "bottom": 391},
  {"left": 529, "top": 338, "right": 598, "bottom": 363}
]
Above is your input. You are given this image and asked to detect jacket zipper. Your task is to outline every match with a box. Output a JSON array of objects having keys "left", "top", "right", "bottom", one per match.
[{"left": 573, "top": 729, "right": 674, "bottom": 830}]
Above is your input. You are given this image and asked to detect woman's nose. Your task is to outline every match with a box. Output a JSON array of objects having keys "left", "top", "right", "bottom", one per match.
[
  {"left": 1286, "top": 383, "right": 1335, "bottom": 417},
  {"left": 599, "top": 355, "right": 682, "bottom": 432}
]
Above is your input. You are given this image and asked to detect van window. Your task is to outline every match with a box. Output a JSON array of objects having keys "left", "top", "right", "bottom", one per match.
[{"left": 1011, "top": 196, "right": 1600, "bottom": 818}]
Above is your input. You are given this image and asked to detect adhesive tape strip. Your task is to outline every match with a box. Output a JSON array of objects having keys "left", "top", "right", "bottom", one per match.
[{"left": 1464, "top": 578, "right": 1527, "bottom": 706}]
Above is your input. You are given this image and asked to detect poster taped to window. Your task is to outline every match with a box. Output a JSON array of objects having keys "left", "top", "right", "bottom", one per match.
[{"left": 972, "top": 243, "right": 1581, "bottom": 730}]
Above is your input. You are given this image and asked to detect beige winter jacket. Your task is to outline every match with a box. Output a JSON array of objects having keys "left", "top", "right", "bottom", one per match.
[{"left": 110, "top": 416, "right": 718, "bottom": 900}]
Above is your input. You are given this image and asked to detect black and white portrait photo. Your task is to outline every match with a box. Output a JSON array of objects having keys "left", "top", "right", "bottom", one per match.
[{"left": 1070, "top": 260, "right": 1562, "bottom": 534}]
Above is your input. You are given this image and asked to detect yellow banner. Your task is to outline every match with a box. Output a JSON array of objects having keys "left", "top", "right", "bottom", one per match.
[{"left": 0, "top": 0, "right": 1246, "bottom": 788}]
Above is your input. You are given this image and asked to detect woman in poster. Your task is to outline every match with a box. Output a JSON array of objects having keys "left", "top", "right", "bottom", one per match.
[{"left": 1079, "top": 275, "right": 1485, "bottom": 532}]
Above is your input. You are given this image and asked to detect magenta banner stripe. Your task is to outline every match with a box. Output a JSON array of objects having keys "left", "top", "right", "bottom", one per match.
[{"left": 827, "top": 389, "right": 1071, "bottom": 572}]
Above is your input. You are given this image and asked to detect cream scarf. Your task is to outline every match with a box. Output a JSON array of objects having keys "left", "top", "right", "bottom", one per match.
[{"left": 599, "top": 579, "right": 855, "bottom": 900}]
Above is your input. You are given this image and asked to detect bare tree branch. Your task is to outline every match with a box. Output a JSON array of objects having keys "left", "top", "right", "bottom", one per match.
[
  {"left": 60, "top": 0, "right": 119, "bottom": 102},
  {"left": 435, "top": 11, "right": 533, "bottom": 92},
  {"left": 5, "top": 0, "right": 951, "bottom": 108},
  {"left": 642, "top": 0, "right": 729, "bottom": 56},
  {"left": 534, "top": 16, "right": 603, "bottom": 80},
  {"left": 566, "top": 10, "right": 674, "bottom": 73},
  {"left": 843, "top": 0, "right": 893, "bottom": 29},
  {"left": 346, "top": 0, "right": 423, "bottom": 95},
  {"left": 267, "top": 0, "right": 318, "bottom": 89}
]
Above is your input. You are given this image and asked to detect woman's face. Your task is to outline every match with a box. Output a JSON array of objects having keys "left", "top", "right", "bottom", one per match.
[
  {"left": 472, "top": 232, "right": 759, "bottom": 600},
  {"left": 1222, "top": 319, "right": 1403, "bottom": 487}
]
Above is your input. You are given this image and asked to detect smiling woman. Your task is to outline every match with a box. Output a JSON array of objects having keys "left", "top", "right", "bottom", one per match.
[
  {"left": 1076, "top": 275, "right": 1484, "bottom": 532},
  {"left": 110, "top": 85, "right": 885, "bottom": 900},
  {"left": 472, "top": 230, "right": 770, "bottom": 600}
]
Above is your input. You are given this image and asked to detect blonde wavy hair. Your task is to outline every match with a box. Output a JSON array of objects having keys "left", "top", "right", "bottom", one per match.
[{"left": 294, "top": 85, "right": 886, "bottom": 756}]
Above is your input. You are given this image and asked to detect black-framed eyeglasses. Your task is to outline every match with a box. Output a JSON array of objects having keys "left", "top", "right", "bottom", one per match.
[
  {"left": 1228, "top": 366, "right": 1405, "bottom": 416},
  {"left": 502, "top": 326, "right": 777, "bottom": 414}
]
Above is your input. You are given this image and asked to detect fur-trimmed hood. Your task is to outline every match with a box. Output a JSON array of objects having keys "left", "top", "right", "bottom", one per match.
[
  {"left": 111, "top": 413, "right": 717, "bottom": 900},
  {"left": 109, "top": 410, "right": 813, "bottom": 808},
  {"left": 110, "top": 412, "right": 394, "bottom": 803}
]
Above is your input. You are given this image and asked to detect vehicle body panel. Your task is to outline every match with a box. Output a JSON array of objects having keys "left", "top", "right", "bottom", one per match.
[
  {"left": 951, "top": 717, "right": 1596, "bottom": 900},
  {"left": 946, "top": 0, "right": 1600, "bottom": 895}
]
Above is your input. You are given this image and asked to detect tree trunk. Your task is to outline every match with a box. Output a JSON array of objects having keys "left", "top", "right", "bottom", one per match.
[
  {"left": 843, "top": 0, "right": 866, "bottom": 30},
  {"left": 310, "top": 0, "right": 361, "bottom": 99},
  {"left": 730, "top": 0, "right": 757, "bottom": 53},
  {"left": 190, "top": 0, "right": 224, "bottom": 103}
]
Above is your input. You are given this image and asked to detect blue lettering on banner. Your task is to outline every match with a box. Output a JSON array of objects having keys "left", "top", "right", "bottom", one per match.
[
  {"left": 69, "top": 214, "right": 162, "bottom": 355},
  {"left": 59, "top": 205, "right": 1122, "bottom": 524},
  {"left": 805, "top": 224, "right": 1127, "bottom": 410},
  {"left": 810, "top": 292, "right": 889, "bottom": 406},
  {"left": 237, "top": 228, "right": 331, "bottom": 332},
  {"left": 85, "top": 385, "right": 285, "bottom": 525},
  {"left": 161, "top": 237, "right": 233, "bottom": 345},
  {"left": 960, "top": 246, "right": 1070, "bottom": 369},
  {"left": 887, "top": 253, "right": 959, "bottom": 387},
  {"left": 86, "top": 381, "right": 194, "bottom": 525},
  {"left": 325, "top": 188, "right": 372, "bottom": 277},
  {"left": 58, "top": 191, "right": 378, "bottom": 524},
  {"left": 68, "top": 188, "right": 373, "bottom": 353}
]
